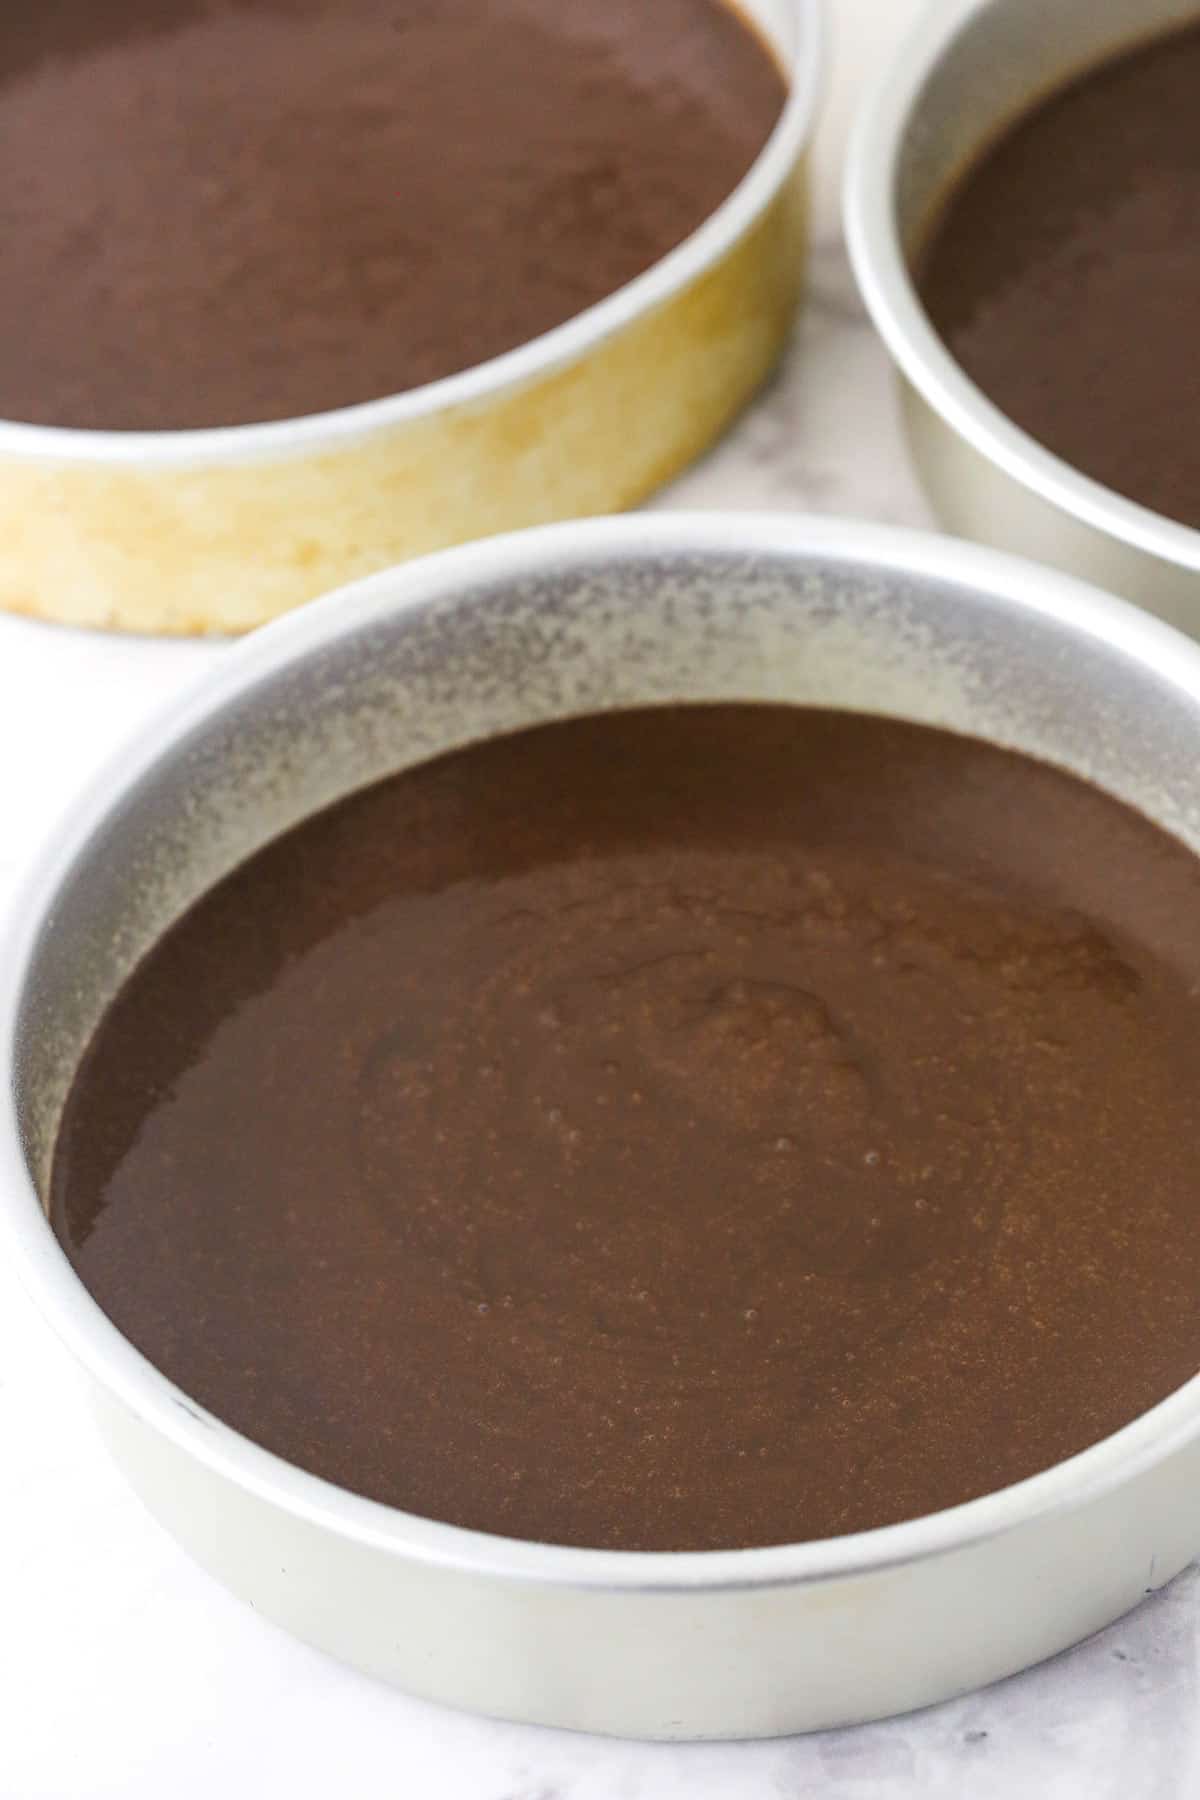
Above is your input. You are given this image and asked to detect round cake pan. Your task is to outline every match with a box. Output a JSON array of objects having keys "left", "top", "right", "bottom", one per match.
[
  {"left": 843, "top": 0, "right": 1200, "bottom": 638},
  {"left": 8, "top": 513, "right": 1200, "bottom": 1739},
  {"left": 0, "top": 0, "right": 820, "bottom": 637}
]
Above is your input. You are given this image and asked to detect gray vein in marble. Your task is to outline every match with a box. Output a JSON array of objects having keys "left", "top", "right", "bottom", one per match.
[{"left": 345, "top": 1568, "right": 1200, "bottom": 1800}]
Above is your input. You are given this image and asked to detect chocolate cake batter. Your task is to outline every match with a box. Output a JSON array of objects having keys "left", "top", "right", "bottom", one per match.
[
  {"left": 51, "top": 708, "right": 1200, "bottom": 1551},
  {"left": 920, "top": 24, "right": 1200, "bottom": 530},
  {"left": 0, "top": 0, "right": 784, "bottom": 431}
]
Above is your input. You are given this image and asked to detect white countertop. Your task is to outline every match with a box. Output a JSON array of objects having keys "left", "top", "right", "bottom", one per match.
[{"left": 5, "top": 6, "right": 1199, "bottom": 1796}]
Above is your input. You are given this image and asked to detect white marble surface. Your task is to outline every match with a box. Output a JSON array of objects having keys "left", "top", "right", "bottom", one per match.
[{"left": 5, "top": 5, "right": 1200, "bottom": 1796}]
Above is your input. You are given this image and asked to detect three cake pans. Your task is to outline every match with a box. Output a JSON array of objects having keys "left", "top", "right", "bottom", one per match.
[
  {"left": 8, "top": 0, "right": 1200, "bottom": 1746},
  {"left": 9, "top": 514, "right": 1200, "bottom": 1737}
]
